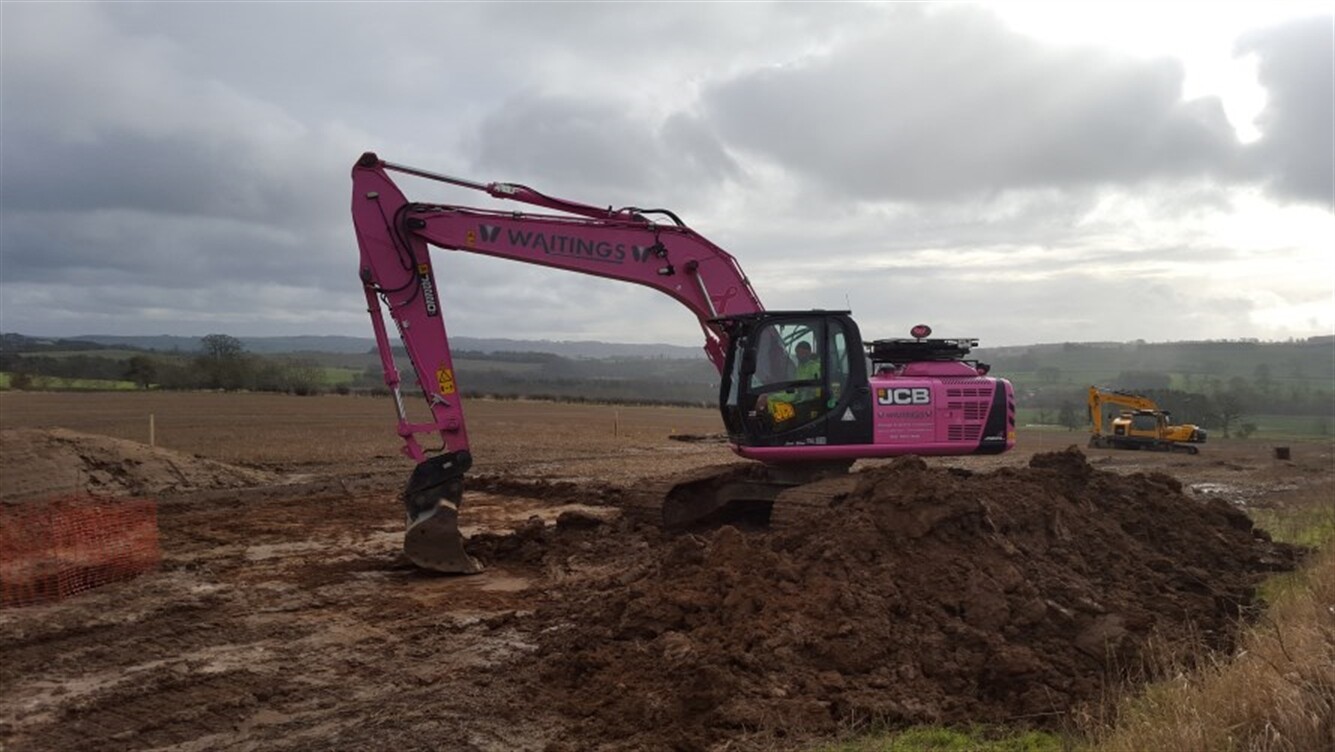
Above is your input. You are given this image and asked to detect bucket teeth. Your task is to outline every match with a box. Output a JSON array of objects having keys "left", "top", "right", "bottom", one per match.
[
  {"left": 404, "top": 501, "right": 484, "bottom": 574},
  {"left": 400, "top": 451, "right": 482, "bottom": 574}
]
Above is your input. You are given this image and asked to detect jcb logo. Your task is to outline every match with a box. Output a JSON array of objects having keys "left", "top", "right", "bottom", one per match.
[{"left": 877, "top": 387, "right": 932, "bottom": 406}]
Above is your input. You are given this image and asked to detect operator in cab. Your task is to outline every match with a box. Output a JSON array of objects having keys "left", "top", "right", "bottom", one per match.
[
  {"left": 755, "top": 340, "right": 822, "bottom": 423},
  {"left": 790, "top": 341, "right": 820, "bottom": 396}
]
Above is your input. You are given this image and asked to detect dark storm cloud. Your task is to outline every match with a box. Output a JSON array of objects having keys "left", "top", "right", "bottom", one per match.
[
  {"left": 0, "top": 2, "right": 356, "bottom": 328},
  {"left": 698, "top": 6, "right": 1245, "bottom": 202},
  {"left": 1, "top": 126, "right": 312, "bottom": 221},
  {"left": 774, "top": 255, "right": 1272, "bottom": 347},
  {"left": 0, "top": 3, "right": 1327, "bottom": 344},
  {"left": 467, "top": 95, "right": 740, "bottom": 203},
  {"left": 0, "top": 206, "right": 347, "bottom": 292},
  {"left": 1238, "top": 15, "right": 1335, "bottom": 207}
]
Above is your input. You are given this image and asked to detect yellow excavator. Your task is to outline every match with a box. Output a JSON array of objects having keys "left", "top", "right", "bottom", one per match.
[{"left": 1087, "top": 386, "right": 1207, "bottom": 455}]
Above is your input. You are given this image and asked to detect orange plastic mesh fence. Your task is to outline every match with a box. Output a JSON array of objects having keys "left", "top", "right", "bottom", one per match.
[{"left": 0, "top": 496, "right": 160, "bottom": 608}]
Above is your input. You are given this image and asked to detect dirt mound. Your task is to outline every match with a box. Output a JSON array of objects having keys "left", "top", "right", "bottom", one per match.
[
  {"left": 0, "top": 428, "right": 281, "bottom": 500},
  {"left": 505, "top": 447, "right": 1298, "bottom": 750}
]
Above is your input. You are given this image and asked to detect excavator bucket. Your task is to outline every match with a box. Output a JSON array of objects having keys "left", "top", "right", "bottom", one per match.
[{"left": 401, "top": 453, "right": 484, "bottom": 574}]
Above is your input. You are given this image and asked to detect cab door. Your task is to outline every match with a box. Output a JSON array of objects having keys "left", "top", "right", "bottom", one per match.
[{"left": 721, "top": 313, "right": 873, "bottom": 448}]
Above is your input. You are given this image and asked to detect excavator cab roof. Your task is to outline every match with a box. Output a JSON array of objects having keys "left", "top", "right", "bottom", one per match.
[
  {"left": 712, "top": 309, "right": 852, "bottom": 326},
  {"left": 866, "top": 337, "right": 978, "bottom": 366}
]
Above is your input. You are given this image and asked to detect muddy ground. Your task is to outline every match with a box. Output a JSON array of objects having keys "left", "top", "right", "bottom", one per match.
[{"left": 0, "top": 394, "right": 1329, "bottom": 751}]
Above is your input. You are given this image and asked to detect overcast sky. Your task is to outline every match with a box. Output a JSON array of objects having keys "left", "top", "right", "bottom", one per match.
[{"left": 2, "top": 2, "right": 1331, "bottom": 348}]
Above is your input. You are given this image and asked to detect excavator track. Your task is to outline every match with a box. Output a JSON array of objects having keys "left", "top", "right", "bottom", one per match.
[
  {"left": 616, "top": 463, "right": 748, "bottom": 527},
  {"left": 1090, "top": 436, "right": 1201, "bottom": 455},
  {"left": 618, "top": 461, "right": 858, "bottom": 531},
  {"left": 767, "top": 473, "right": 860, "bottom": 527}
]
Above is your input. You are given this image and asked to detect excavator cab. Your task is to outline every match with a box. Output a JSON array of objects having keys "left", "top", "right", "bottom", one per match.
[
  {"left": 718, "top": 311, "right": 874, "bottom": 451},
  {"left": 668, "top": 310, "right": 1011, "bottom": 530}
]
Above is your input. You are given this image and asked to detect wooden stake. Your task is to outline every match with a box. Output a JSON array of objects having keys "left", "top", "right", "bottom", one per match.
[{"left": 150, "top": 413, "right": 156, "bottom": 448}]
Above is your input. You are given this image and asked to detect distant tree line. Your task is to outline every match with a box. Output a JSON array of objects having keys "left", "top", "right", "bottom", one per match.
[
  {"left": 4, "top": 333, "right": 1331, "bottom": 432},
  {"left": 0, "top": 333, "right": 113, "bottom": 353},
  {"left": 1, "top": 353, "right": 130, "bottom": 384},
  {"left": 1, "top": 333, "right": 721, "bottom": 404},
  {"left": 2, "top": 334, "right": 327, "bottom": 396}
]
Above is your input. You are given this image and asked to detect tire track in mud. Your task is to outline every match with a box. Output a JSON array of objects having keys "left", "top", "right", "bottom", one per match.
[
  {"left": 0, "top": 572, "right": 302, "bottom": 750},
  {"left": 0, "top": 480, "right": 575, "bottom": 751}
]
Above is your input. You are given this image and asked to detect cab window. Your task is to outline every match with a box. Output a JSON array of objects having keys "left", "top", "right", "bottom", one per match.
[
  {"left": 747, "top": 319, "right": 851, "bottom": 432},
  {"left": 749, "top": 322, "right": 817, "bottom": 395},
  {"left": 826, "top": 321, "right": 850, "bottom": 403},
  {"left": 1131, "top": 414, "right": 1159, "bottom": 431}
]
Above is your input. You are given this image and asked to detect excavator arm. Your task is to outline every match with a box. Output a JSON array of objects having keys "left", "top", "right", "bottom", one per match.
[{"left": 351, "top": 153, "right": 763, "bottom": 571}]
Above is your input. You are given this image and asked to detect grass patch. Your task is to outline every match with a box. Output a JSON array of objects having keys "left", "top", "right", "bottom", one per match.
[
  {"left": 1244, "top": 413, "right": 1334, "bottom": 442},
  {"left": 1088, "top": 479, "right": 1335, "bottom": 752},
  {"left": 1250, "top": 507, "right": 1335, "bottom": 550},
  {"left": 319, "top": 366, "right": 360, "bottom": 386},
  {"left": 0, "top": 373, "right": 139, "bottom": 391},
  {"left": 452, "top": 357, "right": 545, "bottom": 375},
  {"left": 14, "top": 348, "right": 146, "bottom": 359},
  {"left": 1248, "top": 480, "right": 1335, "bottom": 550},
  {"left": 1087, "top": 546, "right": 1335, "bottom": 752},
  {"left": 1014, "top": 408, "right": 1083, "bottom": 431}
]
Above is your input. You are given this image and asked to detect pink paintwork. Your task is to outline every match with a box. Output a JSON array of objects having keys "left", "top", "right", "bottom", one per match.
[{"left": 736, "top": 362, "right": 1016, "bottom": 462}]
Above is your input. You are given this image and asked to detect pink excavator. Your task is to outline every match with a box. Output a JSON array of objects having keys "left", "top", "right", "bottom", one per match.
[{"left": 351, "top": 153, "right": 1015, "bottom": 572}]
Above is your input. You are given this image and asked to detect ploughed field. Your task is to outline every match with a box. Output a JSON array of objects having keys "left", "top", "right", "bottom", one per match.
[{"left": 0, "top": 392, "right": 1327, "bottom": 751}]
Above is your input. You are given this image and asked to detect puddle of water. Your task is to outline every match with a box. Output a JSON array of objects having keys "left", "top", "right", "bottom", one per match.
[
  {"left": 1188, "top": 482, "right": 1266, "bottom": 507},
  {"left": 1190, "top": 482, "right": 1245, "bottom": 496}
]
